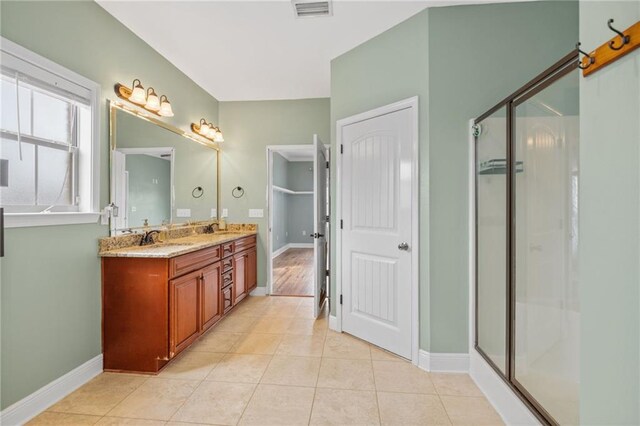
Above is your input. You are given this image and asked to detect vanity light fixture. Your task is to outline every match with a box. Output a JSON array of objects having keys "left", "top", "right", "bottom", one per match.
[
  {"left": 144, "top": 87, "right": 160, "bottom": 111},
  {"left": 191, "top": 118, "right": 224, "bottom": 143},
  {"left": 114, "top": 79, "right": 174, "bottom": 117}
]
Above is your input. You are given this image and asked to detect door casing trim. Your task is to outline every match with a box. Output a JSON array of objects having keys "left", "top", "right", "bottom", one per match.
[{"left": 335, "top": 96, "right": 420, "bottom": 365}]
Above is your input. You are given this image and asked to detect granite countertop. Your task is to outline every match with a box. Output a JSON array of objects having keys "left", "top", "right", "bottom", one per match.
[{"left": 99, "top": 231, "right": 257, "bottom": 259}]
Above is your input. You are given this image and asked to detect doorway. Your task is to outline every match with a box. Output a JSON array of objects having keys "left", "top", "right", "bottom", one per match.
[
  {"left": 336, "top": 97, "right": 419, "bottom": 362},
  {"left": 267, "top": 140, "right": 329, "bottom": 317}
]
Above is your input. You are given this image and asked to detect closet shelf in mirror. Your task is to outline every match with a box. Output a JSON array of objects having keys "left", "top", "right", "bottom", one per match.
[{"left": 273, "top": 185, "right": 313, "bottom": 195}]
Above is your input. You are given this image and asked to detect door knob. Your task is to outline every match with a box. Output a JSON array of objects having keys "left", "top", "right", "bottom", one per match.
[{"left": 398, "top": 242, "right": 409, "bottom": 251}]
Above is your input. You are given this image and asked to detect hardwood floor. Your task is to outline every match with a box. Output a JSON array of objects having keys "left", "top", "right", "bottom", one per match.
[{"left": 272, "top": 248, "right": 313, "bottom": 296}]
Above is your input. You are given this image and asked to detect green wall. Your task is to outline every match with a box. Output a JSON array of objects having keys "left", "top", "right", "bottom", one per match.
[
  {"left": 126, "top": 154, "right": 171, "bottom": 228},
  {"left": 330, "top": 1, "right": 578, "bottom": 352},
  {"left": 0, "top": 0, "right": 219, "bottom": 409},
  {"left": 579, "top": 2, "right": 640, "bottom": 423},
  {"left": 218, "top": 99, "right": 330, "bottom": 287},
  {"left": 426, "top": 1, "right": 578, "bottom": 352},
  {"left": 330, "top": 10, "right": 430, "bottom": 329}
]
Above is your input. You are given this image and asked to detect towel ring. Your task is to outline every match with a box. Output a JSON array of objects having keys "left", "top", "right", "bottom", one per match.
[
  {"left": 232, "top": 186, "right": 245, "bottom": 199},
  {"left": 192, "top": 186, "right": 204, "bottom": 198}
]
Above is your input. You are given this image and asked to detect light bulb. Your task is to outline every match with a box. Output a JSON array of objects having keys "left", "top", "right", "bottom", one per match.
[
  {"left": 214, "top": 129, "right": 224, "bottom": 142},
  {"left": 158, "top": 96, "right": 174, "bottom": 117},
  {"left": 145, "top": 88, "right": 160, "bottom": 111},
  {"left": 129, "top": 79, "right": 146, "bottom": 105}
]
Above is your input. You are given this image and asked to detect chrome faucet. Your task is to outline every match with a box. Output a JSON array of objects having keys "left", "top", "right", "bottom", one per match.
[{"left": 140, "top": 230, "right": 161, "bottom": 246}]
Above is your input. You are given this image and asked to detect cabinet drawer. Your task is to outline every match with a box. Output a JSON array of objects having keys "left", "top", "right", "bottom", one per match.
[
  {"left": 221, "top": 242, "right": 234, "bottom": 258},
  {"left": 221, "top": 270, "right": 233, "bottom": 289},
  {"left": 235, "top": 235, "right": 256, "bottom": 252},
  {"left": 170, "top": 246, "right": 220, "bottom": 278},
  {"left": 222, "top": 286, "right": 233, "bottom": 313},
  {"left": 222, "top": 257, "right": 233, "bottom": 273}
]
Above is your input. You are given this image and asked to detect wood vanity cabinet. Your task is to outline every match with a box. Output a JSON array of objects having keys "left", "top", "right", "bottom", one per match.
[{"left": 102, "top": 234, "right": 257, "bottom": 374}]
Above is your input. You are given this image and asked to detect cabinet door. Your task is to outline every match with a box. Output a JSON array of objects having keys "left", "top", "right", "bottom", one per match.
[
  {"left": 201, "top": 262, "right": 222, "bottom": 332},
  {"left": 170, "top": 271, "right": 201, "bottom": 357},
  {"left": 247, "top": 248, "right": 257, "bottom": 292},
  {"left": 234, "top": 252, "right": 247, "bottom": 304}
]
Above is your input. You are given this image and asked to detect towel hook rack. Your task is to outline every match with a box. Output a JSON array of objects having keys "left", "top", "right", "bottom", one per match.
[
  {"left": 576, "top": 42, "right": 595, "bottom": 70},
  {"left": 607, "top": 19, "right": 630, "bottom": 50}
]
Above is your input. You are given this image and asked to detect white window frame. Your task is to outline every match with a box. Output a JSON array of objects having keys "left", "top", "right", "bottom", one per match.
[{"left": 1, "top": 37, "right": 101, "bottom": 228}]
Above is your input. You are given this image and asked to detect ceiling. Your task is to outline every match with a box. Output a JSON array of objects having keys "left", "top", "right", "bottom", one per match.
[{"left": 98, "top": 0, "right": 519, "bottom": 101}]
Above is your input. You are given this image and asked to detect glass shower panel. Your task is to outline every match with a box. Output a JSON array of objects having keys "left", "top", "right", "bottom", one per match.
[
  {"left": 475, "top": 106, "right": 507, "bottom": 374},
  {"left": 513, "top": 69, "right": 580, "bottom": 425}
]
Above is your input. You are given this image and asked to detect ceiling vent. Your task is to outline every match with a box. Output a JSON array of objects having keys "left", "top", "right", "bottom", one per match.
[{"left": 292, "top": 0, "right": 332, "bottom": 18}]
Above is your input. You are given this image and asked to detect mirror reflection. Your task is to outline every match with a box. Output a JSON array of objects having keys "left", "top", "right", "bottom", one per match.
[{"left": 110, "top": 103, "right": 218, "bottom": 235}]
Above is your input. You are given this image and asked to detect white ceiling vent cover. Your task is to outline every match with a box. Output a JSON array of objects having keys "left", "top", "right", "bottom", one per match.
[{"left": 292, "top": 0, "right": 332, "bottom": 18}]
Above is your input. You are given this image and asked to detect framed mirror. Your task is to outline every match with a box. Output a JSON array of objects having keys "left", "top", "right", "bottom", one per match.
[{"left": 109, "top": 100, "right": 219, "bottom": 235}]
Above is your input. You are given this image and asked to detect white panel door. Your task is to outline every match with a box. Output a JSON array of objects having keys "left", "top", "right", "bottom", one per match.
[
  {"left": 313, "top": 135, "right": 328, "bottom": 317},
  {"left": 341, "top": 107, "right": 413, "bottom": 358}
]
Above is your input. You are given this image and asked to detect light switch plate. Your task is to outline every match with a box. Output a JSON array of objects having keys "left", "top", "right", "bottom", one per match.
[
  {"left": 176, "top": 208, "right": 191, "bottom": 218},
  {"left": 222, "top": 208, "right": 228, "bottom": 218},
  {"left": 211, "top": 208, "right": 217, "bottom": 218},
  {"left": 248, "top": 209, "right": 264, "bottom": 218}
]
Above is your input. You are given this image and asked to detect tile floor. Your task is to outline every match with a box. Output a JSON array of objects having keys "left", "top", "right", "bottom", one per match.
[{"left": 29, "top": 296, "right": 503, "bottom": 425}]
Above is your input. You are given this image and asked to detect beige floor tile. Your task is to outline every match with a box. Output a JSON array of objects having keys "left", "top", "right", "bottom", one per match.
[
  {"left": 215, "top": 315, "right": 257, "bottom": 333},
  {"left": 27, "top": 412, "right": 101, "bottom": 425},
  {"left": 166, "top": 423, "right": 212, "bottom": 426},
  {"left": 261, "top": 355, "right": 321, "bottom": 387},
  {"left": 158, "top": 351, "right": 223, "bottom": 380},
  {"left": 268, "top": 296, "right": 303, "bottom": 308},
  {"left": 206, "top": 353, "right": 272, "bottom": 383},
  {"left": 264, "top": 304, "right": 301, "bottom": 318},
  {"left": 231, "top": 333, "right": 283, "bottom": 355},
  {"left": 317, "top": 358, "right": 375, "bottom": 390},
  {"left": 310, "top": 388, "right": 380, "bottom": 425},
  {"left": 276, "top": 334, "right": 325, "bottom": 357},
  {"left": 107, "top": 378, "right": 199, "bottom": 421},
  {"left": 323, "top": 332, "right": 371, "bottom": 360},
  {"left": 95, "top": 417, "right": 165, "bottom": 425},
  {"left": 286, "top": 318, "right": 328, "bottom": 336},
  {"left": 239, "top": 384, "right": 315, "bottom": 425},
  {"left": 373, "top": 360, "right": 436, "bottom": 394},
  {"left": 292, "top": 304, "right": 316, "bottom": 319},
  {"left": 440, "top": 396, "right": 504, "bottom": 425},
  {"left": 431, "top": 373, "right": 484, "bottom": 397},
  {"left": 252, "top": 316, "right": 294, "bottom": 333},
  {"left": 377, "top": 392, "right": 451, "bottom": 425},
  {"left": 190, "top": 330, "right": 243, "bottom": 353},
  {"left": 171, "top": 381, "right": 256, "bottom": 425},
  {"left": 370, "top": 346, "right": 408, "bottom": 362},
  {"left": 48, "top": 373, "right": 148, "bottom": 416}
]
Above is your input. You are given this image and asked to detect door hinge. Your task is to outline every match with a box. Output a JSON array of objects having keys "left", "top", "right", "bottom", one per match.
[
  {"left": 340, "top": 294, "right": 343, "bottom": 305},
  {"left": 340, "top": 144, "right": 344, "bottom": 154},
  {"left": 340, "top": 219, "right": 343, "bottom": 229},
  {"left": 326, "top": 161, "right": 330, "bottom": 169},
  {"left": 325, "top": 269, "right": 330, "bottom": 277},
  {"left": 325, "top": 215, "right": 330, "bottom": 222}
]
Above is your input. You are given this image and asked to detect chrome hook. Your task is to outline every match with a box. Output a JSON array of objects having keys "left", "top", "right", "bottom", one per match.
[
  {"left": 607, "top": 19, "right": 630, "bottom": 51},
  {"left": 576, "top": 43, "right": 595, "bottom": 70}
]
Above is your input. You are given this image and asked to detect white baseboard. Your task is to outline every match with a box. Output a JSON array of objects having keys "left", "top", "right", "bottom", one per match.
[
  {"left": 418, "top": 349, "right": 469, "bottom": 373},
  {"left": 0, "top": 354, "right": 103, "bottom": 426},
  {"left": 468, "top": 350, "right": 539, "bottom": 425},
  {"left": 329, "top": 315, "right": 339, "bottom": 331},
  {"left": 272, "top": 243, "right": 313, "bottom": 259},
  {"left": 250, "top": 287, "right": 267, "bottom": 296}
]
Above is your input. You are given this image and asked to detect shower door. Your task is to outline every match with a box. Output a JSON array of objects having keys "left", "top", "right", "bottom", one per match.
[
  {"left": 474, "top": 51, "right": 579, "bottom": 426},
  {"left": 512, "top": 65, "right": 580, "bottom": 426}
]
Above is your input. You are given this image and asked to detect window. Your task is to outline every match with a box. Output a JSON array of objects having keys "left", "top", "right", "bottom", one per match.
[{"left": 0, "top": 38, "right": 100, "bottom": 227}]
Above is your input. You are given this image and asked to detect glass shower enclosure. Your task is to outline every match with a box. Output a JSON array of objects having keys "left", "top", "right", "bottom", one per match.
[{"left": 474, "top": 51, "right": 580, "bottom": 425}]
